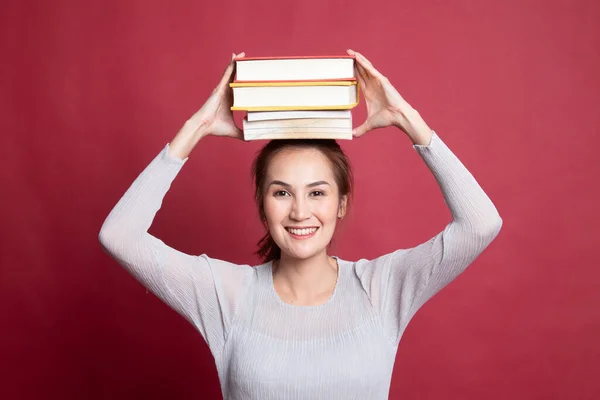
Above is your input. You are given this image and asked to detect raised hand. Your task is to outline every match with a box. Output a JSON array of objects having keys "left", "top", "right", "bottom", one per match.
[
  {"left": 347, "top": 49, "right": 432, "bottom": 145},
  {"left": 187, "top": 52, "right": 246, "bottom": 140},
  {"left": 168, "top": 52, "right": 246, "bottom": 159}
]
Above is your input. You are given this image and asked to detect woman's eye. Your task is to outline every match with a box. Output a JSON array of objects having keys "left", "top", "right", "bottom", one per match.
[{"left": 273, "top": 190, "right": 324, "bottom": 197}]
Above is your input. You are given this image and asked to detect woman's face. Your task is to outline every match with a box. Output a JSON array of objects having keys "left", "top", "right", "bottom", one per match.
[{"left": 263, "top": 147, "right": 347, "bottom": 261}]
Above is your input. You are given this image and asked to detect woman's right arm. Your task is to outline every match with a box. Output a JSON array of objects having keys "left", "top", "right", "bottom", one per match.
[{"left": 98, "top": 52, "right": 250, "bottom": 354}]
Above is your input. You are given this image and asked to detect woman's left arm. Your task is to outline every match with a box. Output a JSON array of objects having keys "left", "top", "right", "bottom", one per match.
[{"left": 349, "top": 49, "right": 503, "bottom": 345}]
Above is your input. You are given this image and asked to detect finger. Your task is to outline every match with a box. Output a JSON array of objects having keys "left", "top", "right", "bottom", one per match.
[
  {"left": 217, "top": 51, "right": 246, "bottom": 90},
  {"left": 217, "top": 58, "right": 236, "bottom": 90},
  {"left": 354, "top": 51, "right": 382, "bottom": 78},
  {"left": 355, "top": 61, "right": 368, "bottom": 78},
  {"left": 349, "top": 50, "right": 370, "bottom": 90},
  {"left": 356, "top": 51, "right": 373, "bottom": 67},
  {"left": 354, "top": 64, "right": 367, "bottom": 88},
  {"left": 348, "top": 49, "right": 367, "bottom": 76},
  {"left": 352, "top": 120, "right": 372, "bottom": 138},
  {"left": 355, "top": 52, "right": 378, "bottom": 75}
]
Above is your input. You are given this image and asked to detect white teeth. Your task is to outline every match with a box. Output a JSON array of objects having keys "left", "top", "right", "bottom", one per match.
[{"left": 287, "top": 227, "right": 318, "bottom": 236}]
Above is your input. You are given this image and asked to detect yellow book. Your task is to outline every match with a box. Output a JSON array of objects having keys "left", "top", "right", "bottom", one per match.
[{"left": 230, "top": 80, "right": 360, "bottom": 111}]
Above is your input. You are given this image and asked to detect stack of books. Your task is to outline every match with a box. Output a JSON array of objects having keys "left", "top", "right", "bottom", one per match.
[{"left": 230, "top": 56, "right": 360, "bottom": 140}]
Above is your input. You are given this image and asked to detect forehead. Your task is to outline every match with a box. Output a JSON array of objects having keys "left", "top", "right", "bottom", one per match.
[{"left": 267, "top": 147, "right": 335, "bottom": 182}]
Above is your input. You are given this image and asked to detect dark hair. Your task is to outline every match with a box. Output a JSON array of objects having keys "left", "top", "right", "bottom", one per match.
[{"left": 251, "top": 139, "right": 353, "bottom": 263}]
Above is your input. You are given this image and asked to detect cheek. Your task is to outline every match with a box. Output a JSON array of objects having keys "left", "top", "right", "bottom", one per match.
[
  {"left": 315, "top": 200, "right": 341, "bottom": 222},
  {"left": 263, "top": 198, "right": 286, "bottom": 223}
]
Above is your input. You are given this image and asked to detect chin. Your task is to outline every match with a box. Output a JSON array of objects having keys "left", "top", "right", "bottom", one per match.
[
  {"left": 284, "top": 248, "right": 323, "bottom": 261},
  {"left": 280, "top": 240, "right": 330, "bottom": 261}
]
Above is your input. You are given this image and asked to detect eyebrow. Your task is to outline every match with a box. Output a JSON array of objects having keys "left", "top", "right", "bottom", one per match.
[{"left": 268, "top": 180, "right": 331, "bottom": 188}]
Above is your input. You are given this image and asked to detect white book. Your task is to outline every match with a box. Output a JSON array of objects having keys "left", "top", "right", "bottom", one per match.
[
  {"left": 243, "top": 117, "right": 352, "bottom": 130},
  {"left": 244, "top": 131, "right": 352, "bottom": 141},
  {"left": 230, "top": 81, "right": 358, "bottom": 111},
  {"left": 247, "top": 110, "right": 351, "bottom": 122},
  {"left": 235, "top": 56, "right": 355, "bottom": 81},
  {"left": 243, "top": 117, "right": 353, "bottom": 141}
]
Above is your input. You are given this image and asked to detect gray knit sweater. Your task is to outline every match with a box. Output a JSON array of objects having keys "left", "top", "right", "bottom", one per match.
[{"left": 98, "top": 132, "right": 502, "bottom": 399}]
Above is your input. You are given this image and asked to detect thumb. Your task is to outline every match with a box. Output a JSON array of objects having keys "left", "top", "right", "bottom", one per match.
[{"left": 352, "top": 120, "right": 371, "bottom": 137}]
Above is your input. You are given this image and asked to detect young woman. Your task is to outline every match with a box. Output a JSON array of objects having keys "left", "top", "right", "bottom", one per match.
[{"left": 99, "top": 49, "right": 502, "bottom": 400}]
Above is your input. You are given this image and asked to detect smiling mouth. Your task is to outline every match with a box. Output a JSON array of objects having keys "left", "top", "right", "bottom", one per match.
[{"left": 286, "top": 227, "right": 319, "bottom": 236}]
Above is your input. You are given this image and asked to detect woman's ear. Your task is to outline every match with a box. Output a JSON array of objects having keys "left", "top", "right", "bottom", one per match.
[{"left": 338, "top": 195, "right": 348, "bottom": 219}]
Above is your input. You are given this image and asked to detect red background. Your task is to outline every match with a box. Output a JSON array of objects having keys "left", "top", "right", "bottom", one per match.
[{"left": 1, "top": 0, "right": 599, "bottom": 398}]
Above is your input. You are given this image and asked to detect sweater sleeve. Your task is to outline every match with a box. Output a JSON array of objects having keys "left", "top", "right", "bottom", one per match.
[
  {"left": 98, "top": 144, "right": 254, "bottom": 355},
  {"left": 355, "top": 131, "right": 503, "bottom": 345}
]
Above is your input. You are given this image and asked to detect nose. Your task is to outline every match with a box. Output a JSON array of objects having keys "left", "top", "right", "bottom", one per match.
[{"left": 289, "top": 196, "right": 311, "bottom": 221}]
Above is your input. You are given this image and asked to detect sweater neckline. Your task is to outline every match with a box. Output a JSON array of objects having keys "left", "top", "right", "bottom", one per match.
[{"left": 267, "top": 256, "right": 342, "bottom": 309}]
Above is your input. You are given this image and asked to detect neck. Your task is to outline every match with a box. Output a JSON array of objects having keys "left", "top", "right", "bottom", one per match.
[{"left": 273, "top": 250, "right": 338, "bottom": 299}]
